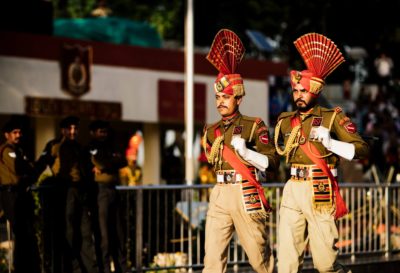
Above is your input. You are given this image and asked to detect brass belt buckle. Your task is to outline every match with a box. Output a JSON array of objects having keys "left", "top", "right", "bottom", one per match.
[
  {"left": 296, "top": 167, "right": 308, "bottom": 179},
  {"left": 224, "top": 172, "right": 235, "bottom": 183}
]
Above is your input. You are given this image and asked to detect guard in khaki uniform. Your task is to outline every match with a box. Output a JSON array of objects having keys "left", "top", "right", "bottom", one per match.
[
  {"left": 0, "top": 118, "right": 40, "bottom": 273},
  {"left": 36, "top": 116, "right": 99, "bottom": 273},
  {"left": 202, "top": 29, "right": 279, "bottom": 273},
  {"left": 274, "top": 33, "right": 369, "bottom": 273},
  {"left": 86, "top": 120, "right": 127, "bottom": 273}
]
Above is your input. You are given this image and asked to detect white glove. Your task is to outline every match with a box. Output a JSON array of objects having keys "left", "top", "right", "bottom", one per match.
[
  {"left": 231, "top": 137, "right": 269, "bottom": 171},
  {"left": 312, "top": 126, "right": 355, "bottom": 160},
  {"left": 313, "top": 126, "right": 332, "bottom": 149},
  {"left": 231, "top": 137, "right": 248, "bottom": 157}
]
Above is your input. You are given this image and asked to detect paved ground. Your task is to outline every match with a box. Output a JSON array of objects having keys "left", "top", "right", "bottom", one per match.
[{"left": 193, "top": 253, "right": 400, "bottom": 273}]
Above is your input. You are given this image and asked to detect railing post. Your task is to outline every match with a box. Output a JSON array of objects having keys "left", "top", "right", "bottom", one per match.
[
  {"left": 135, "top": 189, "right": 144, "bottom": 272},
  {"left": 384, "top": 185, "right": 392, "bottom": 258},
  {"left": 187, "top": 189, "right": 193, "bottom": 273},
  {"left": 350, "top": 187, "right": 355, "bottom": 261}
]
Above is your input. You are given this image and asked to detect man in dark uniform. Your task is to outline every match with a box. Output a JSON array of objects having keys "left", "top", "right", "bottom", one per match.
[
  {"left": 0, "top": 117, "right": 40, "bottom": 273},
  {"left": 36, "top": 116, "right": 98, "bottom": 273},
  {"left": 274, "top": 33, "right": 369, "bottom": 273},
  {"left": 86, "top": 120, "right": 127, "bottom": 273},
  {"left": 202, "top": 29, "right": 279, "bottom": 273}
]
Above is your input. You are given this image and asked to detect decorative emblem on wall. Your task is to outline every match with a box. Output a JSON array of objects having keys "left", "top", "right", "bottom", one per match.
[{"left": 60, "top": 44, "right": 93, "bottom": 97}]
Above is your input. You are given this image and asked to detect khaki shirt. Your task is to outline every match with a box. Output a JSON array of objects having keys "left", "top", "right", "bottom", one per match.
[
  {"left": 203, "top": 112, "right": 279, "bottom": 172},
  {"left": 0, "top": 142, "right": 33, "bottom": 185},
  {"left": 276, "top": 105, "right": 369, "bottom": 166},
  {"left": 36, "top": 137, "right": 83, "bottom": 183},
  {"left": 89, "top": 142, "right": 126, "bottom": 184}
]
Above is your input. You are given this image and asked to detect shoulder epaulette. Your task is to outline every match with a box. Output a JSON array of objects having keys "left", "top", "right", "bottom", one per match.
[
  {"left": 334, "top": 106, "right": 342, "bottom": 113},
  {"left": 205, "top": 121, "right": 220, "bottom": 131},
  {"left": 321, "top": 106, "right": 342, "bottom": 113},
  {"left": 0, "top": 143, "right": 10, "bottom": 164},
  {"left": 277, "top": 111, "right": 296, "bottom": 121},
  {"left": 241, "top": 115, "right": 258, "bottom": 122}
]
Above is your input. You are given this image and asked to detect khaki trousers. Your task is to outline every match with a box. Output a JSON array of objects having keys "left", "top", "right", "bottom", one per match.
[
  {"left": 277, "top": 179, "right": 351, "bottom": 273},
  {"left": 203, "top": 183, "right": 274, "bottom": 273}
]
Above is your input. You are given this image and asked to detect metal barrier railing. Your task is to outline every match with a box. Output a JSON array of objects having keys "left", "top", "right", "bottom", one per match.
[
  {"left": 1, "top": 183, "right": 394, "bottom": 272},
  {"left": 4, "top": 183, "right": 395, "bottom": 272},
  {"left": 117, "top": 183, "right": 400, "bottom": 272}
]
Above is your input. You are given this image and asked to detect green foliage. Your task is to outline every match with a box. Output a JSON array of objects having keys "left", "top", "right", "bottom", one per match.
[
  {"left": 53, "top": 0, "right": 97, "bottom": 18},
  {"left": 53, "top": 0, "right": 183, "bottom": 40},
  {"left": 148, "top": 2, "right": 182, "bottom": 39},
  {"left": 51, "top": 0, "right": 400, "bottom": 63}
]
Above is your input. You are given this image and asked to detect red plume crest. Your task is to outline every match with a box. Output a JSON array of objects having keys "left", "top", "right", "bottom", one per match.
[
  {"left": 206, "top": 29, "right": 245, "bottom": 75},
  {"left": 294, "top": 33, "right": 345, "bottom": 79}
]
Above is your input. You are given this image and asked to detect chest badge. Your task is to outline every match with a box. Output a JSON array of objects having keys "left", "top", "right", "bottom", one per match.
[
  {"left": 233, "top": 125, "right": 243, "bottom": 135},
  {"left": 311, "top": 117, "right": 323, "bottom": 127}
]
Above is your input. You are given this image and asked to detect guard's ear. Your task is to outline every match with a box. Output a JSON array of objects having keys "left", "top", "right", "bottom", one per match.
[{"left": 235, "top": 96, "right": 243, "bottom": 106}]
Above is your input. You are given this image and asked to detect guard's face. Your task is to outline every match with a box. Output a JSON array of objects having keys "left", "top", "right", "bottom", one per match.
[
  {"left": 215, "top": 92, "right": 242, "bottom": 117},
  {"left": 62, "top": 125, "right": 79, "bottom": 140},
  {"left": 292, "top": 83, "right": 317, "bottom": 112},
  {"left": 92, "top": 128, "right": 108, "bottom": 142},
  {"left": 5, "top": 129, "right": 22, "bottom": 145}
]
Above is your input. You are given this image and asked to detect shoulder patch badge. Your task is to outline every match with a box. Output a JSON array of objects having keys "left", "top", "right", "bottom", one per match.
[
  {"left": 344, "top": 121, "right": 357, "bottom": 134},
  {"left": 259, "top": 132, "right": 269, "bottom": 144}
]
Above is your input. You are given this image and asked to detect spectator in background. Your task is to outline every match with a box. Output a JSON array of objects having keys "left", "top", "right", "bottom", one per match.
[
  {"left": 0, "top": 117, "right": 40, "bottom": 273},
  {"left": 86, "top": 120, "right": 127, "bottom": 273},
  {"left": 374, "top": 52, "right": 394, "bottom": 92},
  {"left": 120, "top": 131, "right": 142, "bottom": 186}
]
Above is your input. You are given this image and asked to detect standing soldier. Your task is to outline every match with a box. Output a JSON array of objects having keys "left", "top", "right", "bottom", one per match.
[
  {"left": 36, "top": 116, "right": 99, "bottom": 273},
  {"left": 86, "top": 120, "right": 127, "bottom": 273},
  {"left": 274, "top": 33, "right": 369, "bottom": 273},
  {"left": 202, "top": 29, "right": 279, "bottom": 273},
  {"left": 0, "top": 117, "right": 40, "bottom": 273}
]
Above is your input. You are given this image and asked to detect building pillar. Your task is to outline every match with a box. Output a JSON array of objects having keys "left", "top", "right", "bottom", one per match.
[{"left": 142, "top": 123, "right": 161, "bottom": 185}]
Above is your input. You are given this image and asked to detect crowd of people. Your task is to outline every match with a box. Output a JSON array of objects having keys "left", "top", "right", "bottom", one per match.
[{"left": 0, "top": 116, "right": 129, "bottom": 273}]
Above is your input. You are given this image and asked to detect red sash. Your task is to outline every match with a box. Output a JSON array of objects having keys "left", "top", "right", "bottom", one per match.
[
  {"left": 215, "top": 128, "right": 271, "bottom": 212},
  {"left": 291, "top": 116, "right": 348, "bottom": 219}
]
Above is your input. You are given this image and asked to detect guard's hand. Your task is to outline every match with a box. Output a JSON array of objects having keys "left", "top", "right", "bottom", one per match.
[
  {"left": 231, "top": 137, "right": 248, "bottom": 158},
  {"left": 93, "top": 166, "right": 102, "bottom": 175},
  {"left": 312, "top": 126, "right": 331, "bottom": 149}
]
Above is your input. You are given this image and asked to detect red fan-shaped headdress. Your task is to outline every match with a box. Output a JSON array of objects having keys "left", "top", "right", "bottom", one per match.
[
  {"left": 291, "top": 33, "right": 345, "bottom": 95},
  {"left": 206, "top": 29, "right": 246, "bottom": 96}
]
